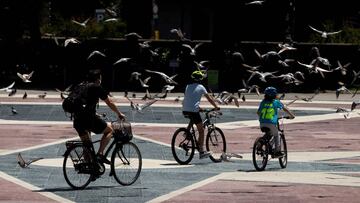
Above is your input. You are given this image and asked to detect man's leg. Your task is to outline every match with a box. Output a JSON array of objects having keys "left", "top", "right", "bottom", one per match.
[
  {"left": 97, "top": 123, "right": 113, "bottom": 155},
  {"left": 78, "top": 132, "right": 93, "bottom": 162}
]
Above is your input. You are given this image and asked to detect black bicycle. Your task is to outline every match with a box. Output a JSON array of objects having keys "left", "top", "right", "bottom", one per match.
[
  {"left": 252, "top": 116, "right": 290, "bottom": 171},
  {"left": 63, "top": 118, "right": 142, "bottom": 189},
  {"left": 171, "top": 108, "right": 226, "bottom": 165}
]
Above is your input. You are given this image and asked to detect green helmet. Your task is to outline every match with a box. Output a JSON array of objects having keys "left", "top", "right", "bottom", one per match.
[{"left": 191, "top": 70, "right": 205, "bottom": 81}]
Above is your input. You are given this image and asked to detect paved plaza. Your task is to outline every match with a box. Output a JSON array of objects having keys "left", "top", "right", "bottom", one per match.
[{"left": 0, "top": 90, "right": 360, "bottom": 202}]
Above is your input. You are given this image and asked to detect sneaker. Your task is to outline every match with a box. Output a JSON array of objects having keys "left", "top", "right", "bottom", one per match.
[
  {"left": 272, "top": 151, "right": 284, "bottom": 158},
  {"left": 199, "top": 151, "right": 211, "bottom": 159},
  {"left": 97, "top": 154, "right": 111, "bottom": 165}
]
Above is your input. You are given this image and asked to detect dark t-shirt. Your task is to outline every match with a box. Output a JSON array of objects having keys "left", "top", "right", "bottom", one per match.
[{"left": 73, "top": 82, "right": 108, "bottom": 117}]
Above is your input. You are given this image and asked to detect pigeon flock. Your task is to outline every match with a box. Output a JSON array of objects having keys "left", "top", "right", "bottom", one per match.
[{"left": 0, "top": 12, "right": 357, "bottom": 119}]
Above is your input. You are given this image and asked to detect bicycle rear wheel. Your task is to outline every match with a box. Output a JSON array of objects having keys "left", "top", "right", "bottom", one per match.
[
  {"left": 252, "top": 137, "right": 269, "bottom": 171},
  {"left": 171, "top": 128, "right": 195, "bottom": 165},
  {"left": 278, "top": 134, "right": 288, "bottom": 168},
  {"left": 63, "top": 145, "right": 93, "bottom": 189},
  {"left": 111, "top": 142, "right": 142, "bottom": 186},
  {"left": 206, "top": 127, "right": 226, "bottom": 163}
]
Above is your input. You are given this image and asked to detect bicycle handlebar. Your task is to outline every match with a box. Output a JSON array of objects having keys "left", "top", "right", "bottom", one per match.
[
  {"left": 200, "top": 108, "right": 222, "bottom": 117},
  {"left": 278, "top": 116, "right": 292, "bottom": 120},
  {"left": 100, "top": 113, "right": 125, "bottom": 122}
]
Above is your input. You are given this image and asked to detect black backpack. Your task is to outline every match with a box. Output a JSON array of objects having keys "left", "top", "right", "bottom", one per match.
[{"left": 62, "top": 83, "right": 89, "bottom": 118}]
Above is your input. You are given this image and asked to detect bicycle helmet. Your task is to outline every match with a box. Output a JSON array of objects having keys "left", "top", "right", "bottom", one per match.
[
  {"left": 191, "top": 70, "right": 205, "bottom": 81},
  {"left": 264, "top": 86, "right": 277, "bottom": 97}
]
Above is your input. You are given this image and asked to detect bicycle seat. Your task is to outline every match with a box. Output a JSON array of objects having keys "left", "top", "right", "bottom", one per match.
[
  {"left": 183, "top": 114, "right": 191, "bottom": 119},
  {"left": 260, "top": 127, "right": 271, "bottom": 133}
]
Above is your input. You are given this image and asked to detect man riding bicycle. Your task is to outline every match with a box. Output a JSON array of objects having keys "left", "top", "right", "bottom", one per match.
[
  {"left": 73, "top": 69, "right": 126, "bottom": 165},
  {"left": 182, "top": 70, "right": 220, "bottom": 159}
]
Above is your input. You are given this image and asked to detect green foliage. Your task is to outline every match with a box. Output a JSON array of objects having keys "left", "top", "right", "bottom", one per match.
[{"left": 40, "top": 13, "right": 126, "bottom": 39}]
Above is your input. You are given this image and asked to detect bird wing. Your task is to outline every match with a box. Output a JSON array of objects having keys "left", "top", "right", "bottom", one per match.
[
  {"left": 28, "top": 71, "right": 34, "bottom": 79},
  {"left": 28, "top": 157, "right": 44, "bottom": 164},
  {"left": 113, "top": 57, "right": 131, "bottom": 65},
  {"left": 0, "top": 81, "right": 15, "bottom": 91},
  {"left": 17, "top": 153, "right": 27, "bottom": 168},
  {"left": 327, "top": 30, "right": 342, "bottom": 35},
  {"left": 231, "top": 96, "right": 240, "bottom": 107},
  {"left": 139, "top": 99, "right": 157, "bottom": 110},
  {"left": 308, "top": 25, "right": 323, "bottom": 34},
  {"left": 71, "top": 20, "right": 83, "bottom": 26},
  {"left": 17, "top": 73, "right": 26, "bottom": 81}
]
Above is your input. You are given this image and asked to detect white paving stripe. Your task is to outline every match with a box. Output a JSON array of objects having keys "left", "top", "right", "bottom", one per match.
[
  {"left": 147, "top": 173, "right": 227, "bottom": 203},
  {"left": 148, "top": 171, "right": 360, "bottom": 203},
  {"left": 31, "top": 158, "right": 192, "bottom": 169},
  {"left": 232, "top": 151, "right": 360, "bottom": 163},
  {"left": 0, "top": 171, "right": 74, "bottom": 203},
  {"left": 221, "top": 171, "right": 360, "bottom": 187}
]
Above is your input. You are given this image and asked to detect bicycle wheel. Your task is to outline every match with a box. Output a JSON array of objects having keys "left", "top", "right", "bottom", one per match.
[
  {"left": 111, "top": 142, "right": 142, "bottom": 186},
  {"left": 206, "top": 127, "right": 226, "bottom": 163},
  {"left": 278, "top": 134, "right": 288, "bottom": 168},
  {"left": 63, "top": 145, "right": 93, "bottom": 189},
  {"left": 252, "top": 137, "right": 269, "bottom": 171},
  {"left": 171, "top": 128, "right": 195, "bottom": 165}
]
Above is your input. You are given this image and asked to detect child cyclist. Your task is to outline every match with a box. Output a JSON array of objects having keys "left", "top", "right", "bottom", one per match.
[
  {"left": 257, "top": 86, "right": 295, "bottom": 157},
  {"left": 182, "top": 70, "right": 220, "bottom": 159}
]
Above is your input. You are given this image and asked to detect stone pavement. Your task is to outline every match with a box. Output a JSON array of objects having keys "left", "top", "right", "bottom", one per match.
[{"left": 0, "top": 90, "right": 360, "bottom": 202}]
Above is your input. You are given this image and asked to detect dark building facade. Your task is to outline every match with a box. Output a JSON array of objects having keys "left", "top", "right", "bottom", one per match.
[{"left": 122, "top": 0, "right": 359, "bottom": 43}]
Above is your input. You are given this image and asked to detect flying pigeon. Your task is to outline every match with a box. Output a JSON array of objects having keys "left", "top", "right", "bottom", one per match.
[
  {"left": 17, "top": 71, "right": 34, "bottom": 83},
  {"left": 308, "top": 25, "right": 342, "bottom": 38}
]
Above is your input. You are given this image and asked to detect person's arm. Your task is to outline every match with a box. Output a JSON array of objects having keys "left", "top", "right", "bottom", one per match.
[
  {"left": 204, "top": 93, "right": 220, "bottom": 110},
  {"left": 104, "top": 97, "right": 126, "bottom": 120},
  {"left": 282, "top": 105, "right": 295, "bottom": 119}
]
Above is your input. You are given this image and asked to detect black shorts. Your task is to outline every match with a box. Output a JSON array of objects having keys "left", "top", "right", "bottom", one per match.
[
  {"left": 73, "top": 114, "right": 107, "bottom": 135},
  {"left": 182, "top": 111, "right": 202, "bottom": 124}
]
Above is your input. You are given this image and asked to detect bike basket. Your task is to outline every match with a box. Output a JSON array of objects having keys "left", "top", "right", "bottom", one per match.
[{"left": 112, "top": 120, "right": 133, "bottom": 142}]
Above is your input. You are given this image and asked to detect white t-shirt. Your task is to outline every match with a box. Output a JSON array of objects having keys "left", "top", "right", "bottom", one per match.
[{"left": 182, "top": 83, "right": 208, "bottom": 112}]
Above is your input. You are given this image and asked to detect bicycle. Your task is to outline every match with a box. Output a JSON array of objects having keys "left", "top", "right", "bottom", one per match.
[
  {"left": 252, "top": 116, "right": 290, "bottom": 171},
  {"left": 171, "top": 108, "right": 226, "bottom": 165},
  {"left": 62, "top": 116, "right": 142, "bottom": 189}
]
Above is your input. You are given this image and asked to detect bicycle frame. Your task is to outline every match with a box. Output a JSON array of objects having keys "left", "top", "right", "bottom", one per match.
[
  {"left": 185, "top": 110, "right": 219, "bottom": 149},
  {"left": 64, "top": 134, "right": 128, "bottom": 176}
]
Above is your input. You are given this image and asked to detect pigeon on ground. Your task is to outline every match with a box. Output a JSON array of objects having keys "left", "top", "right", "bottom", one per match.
[
  {"left": 11, "top": 106, "right": 18, "bottom": 115},
  {"left": 17, "top": 153, "right": 44, "bottom": 168}
]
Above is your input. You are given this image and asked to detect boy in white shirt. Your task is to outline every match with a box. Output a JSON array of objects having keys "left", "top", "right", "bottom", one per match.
[{"left": 182, "top": 70, "right": 220, "bottom": 159}]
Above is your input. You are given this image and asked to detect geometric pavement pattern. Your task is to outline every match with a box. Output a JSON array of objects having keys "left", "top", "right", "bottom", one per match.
[{"left": 0, "top": 92, "right": 360, "bottom": 202}]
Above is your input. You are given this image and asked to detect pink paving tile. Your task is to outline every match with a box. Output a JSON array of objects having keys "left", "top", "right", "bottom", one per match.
[
  {"left": 0, "top": 124, "right": 77, "bottom": 151},
  {"left": 0, "top": 177, "right": 57, "bottom": 203},
  {"left": 164, "top": 180, "right": 360, "bottom": 203}
]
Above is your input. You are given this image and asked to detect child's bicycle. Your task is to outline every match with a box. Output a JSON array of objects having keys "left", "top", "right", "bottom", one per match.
[
  {"left": 252, "top": 116, "right": 290, "bottom": 171},
  {"left": 62, "top": 115, "right": 142, "bottom": 189},
  {"left": 171, "top": 108, "right": 226, "bottom": 165}
]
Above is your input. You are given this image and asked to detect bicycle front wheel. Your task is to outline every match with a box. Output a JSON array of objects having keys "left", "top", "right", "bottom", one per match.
[
  {"left": 63, "top": 145, "right": 93, "bottom": 189},
  {"left": 252, "top": 137, "right": 269, "bottom": 171},
  {"left": 171, "top": 128, "right": 195, "bottom": 165},
  {"left": 279, "top": 134, "right": 288, "bottom": 168},
  {"left": 206, "top": 127, "right": 226, "bottom": 163},
  {"left": 111, "top": 142, "right": 142, "bottom": 186}
]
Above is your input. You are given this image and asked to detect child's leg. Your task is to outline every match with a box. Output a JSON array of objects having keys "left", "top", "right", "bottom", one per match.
[{"left": 260, "top": 123, "right": 279, "bottom": 151}]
